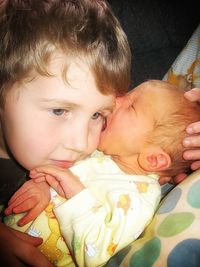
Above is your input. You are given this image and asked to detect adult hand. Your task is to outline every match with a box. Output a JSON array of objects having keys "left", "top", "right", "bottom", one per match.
[
  {"left": 183, "top": 88, "right": 200, "bottom": 170},
  {"left": 159, "top": 173, "right": 187, "bottom": 185},
  {"left": 159, "top": 88, "right": 200, "bottom": 186},
  {"left": 0, "top": 223, "right": 54, "bottom": 267}
]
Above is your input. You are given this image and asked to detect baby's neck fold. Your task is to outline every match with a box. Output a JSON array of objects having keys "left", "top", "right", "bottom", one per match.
[{"left": 111, "top": 154, "right": 148, "bottom": 175}]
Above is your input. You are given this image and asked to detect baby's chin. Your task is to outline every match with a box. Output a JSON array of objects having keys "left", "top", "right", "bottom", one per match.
[
  {"left": 98, "top": 140, "right": 113, "bottom": 156},
  {"left": 98, "top": 138, "right": 108, "bottom": 153},
  {"left": 98, "top": 127, "right": 115, "bottom": 153},
  {"left": 97, "top": 141, "right": 105, "bottom": 153}
]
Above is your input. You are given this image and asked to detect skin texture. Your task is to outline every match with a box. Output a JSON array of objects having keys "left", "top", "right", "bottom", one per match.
[
  {"left": 2, "top": 81, "right": 200, "bottom": 266},
  {"left": 98, "top": 82, "right": 172, "bottom": 174},
  {"left": 0, "top": 223, "right": 53, "bottom": 267},
  {"left": 26, "top": 81, "right": 186, "bottom": 202},
  {"left": 1, "top": 55, "right": 114, "bottom": 170},
  {"left": 0, "top": 55, "right": 114, "bottom": 266},
  {"left": 183, "top": 88, "right": 200, "bottom": 169},
  {"left": 6, "top": 83, "right": 200, "bottom": 223}
]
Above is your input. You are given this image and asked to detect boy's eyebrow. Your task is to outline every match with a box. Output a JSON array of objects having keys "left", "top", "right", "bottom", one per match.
[
  {"left": 39, "top": 98, "right": 78, "bottom": 106},
  {"left": 38, "top": 98, "right": 114, "bottom": 111}
]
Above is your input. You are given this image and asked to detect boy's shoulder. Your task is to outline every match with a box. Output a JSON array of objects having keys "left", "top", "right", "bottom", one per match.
[{"left": 0, "top": 158, "right": 26, "bottom": 206}]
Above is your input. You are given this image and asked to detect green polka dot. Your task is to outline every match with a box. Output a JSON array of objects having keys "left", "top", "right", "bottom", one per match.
[
  {"left": 157, "top": 212, "right": 195, "bottom": 237},
  {"left": 130, "top": 237, "right": 161, "bottom": 267},
  {"left": 187, "top": 180, "right": 200, "bottom": 208}
]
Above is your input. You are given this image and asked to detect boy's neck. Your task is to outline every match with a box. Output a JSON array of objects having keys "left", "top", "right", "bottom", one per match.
[
  {"left": 0, "top": 124, "right": 9, "bottom": 159},
  {"left": 111, "top": 154, "right": 148, "bottom": 175},
  {"left": 0, "top": 146, "right": 9, "bottom": 159}
]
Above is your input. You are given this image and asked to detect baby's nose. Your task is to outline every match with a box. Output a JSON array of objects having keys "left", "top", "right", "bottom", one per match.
[{"left": 115, "top": 96, "right": 126, "bottom": 109}]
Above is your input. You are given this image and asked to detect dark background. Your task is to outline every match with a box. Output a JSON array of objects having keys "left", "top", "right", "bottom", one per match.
[{"left": 108, "top": 0, "right": 200, "bottom": 88}]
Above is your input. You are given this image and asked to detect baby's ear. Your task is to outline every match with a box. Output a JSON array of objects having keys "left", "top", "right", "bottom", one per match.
[{"left": 139, "top": 147, "right": 171, "bottom": 172}]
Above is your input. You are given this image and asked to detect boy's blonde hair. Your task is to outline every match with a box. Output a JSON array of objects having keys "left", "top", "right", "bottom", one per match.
[
  {"left": 0, "top": 0, "right": 131, "bottom": 106},
  {"left": 145, "top": 80, "right": 200, "bottom": 176}
]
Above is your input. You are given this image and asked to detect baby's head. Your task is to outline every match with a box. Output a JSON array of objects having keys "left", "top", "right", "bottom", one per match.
[
  {"left": 0, "top": 0, "right": 131, "bottom": 106},
  {"left": 99, "top": 80, "right": 200, "bottom": 176}
]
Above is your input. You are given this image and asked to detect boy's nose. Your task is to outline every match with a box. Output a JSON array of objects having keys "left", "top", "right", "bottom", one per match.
[
  {"left": 72, "top": 133, "right": 88, "bottom": 152},
  {"left": 63, "top": 124, "right": 89, "bottom": 153}
]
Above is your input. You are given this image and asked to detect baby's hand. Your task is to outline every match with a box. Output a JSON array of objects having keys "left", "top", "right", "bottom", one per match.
[
  {"left": 30, "top": 165, "right": 84, "bottom": 199},
  {"left": 4, "top": 180, "right": 51, "bottom": 226}
]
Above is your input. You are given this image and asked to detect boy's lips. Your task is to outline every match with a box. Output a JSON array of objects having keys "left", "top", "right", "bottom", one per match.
[{"left": 51, "top": 160, "right": 75, "bottom": 168}]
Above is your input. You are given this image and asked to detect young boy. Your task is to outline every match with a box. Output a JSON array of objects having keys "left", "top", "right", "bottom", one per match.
[
  {"left": 0, "top": 0, "right": 131, "bottom": 266},
  {"left": 5, "top": 80, "right": 200, "bottom": 267}
]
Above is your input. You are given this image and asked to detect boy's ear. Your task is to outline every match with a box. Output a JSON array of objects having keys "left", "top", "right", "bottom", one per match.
[{"left": 139, "top": 147, "right": 171, "bottom": 172}]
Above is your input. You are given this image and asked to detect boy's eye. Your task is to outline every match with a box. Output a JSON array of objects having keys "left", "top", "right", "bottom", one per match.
[
  {"left": 91, "top": 112, "right": 108, "bottom": 131},
  {"left": 91, "top": 112, "right": 102, "bottom": 120},
  {"left": 52, "top": 109, "right": 66, "bottom": 116}
]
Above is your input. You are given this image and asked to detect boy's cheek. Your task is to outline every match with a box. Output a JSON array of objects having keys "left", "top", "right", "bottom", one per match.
[{"left": 87, "top": 136, "right": 100, "bottom": 154}]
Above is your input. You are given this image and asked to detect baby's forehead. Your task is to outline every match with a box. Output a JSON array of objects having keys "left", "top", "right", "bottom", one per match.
[
  {"left": 139, "top": 82, "right": 173, "bottom": 101},
  {"left": 128, "top": 81, "right": 177, "bottom": 108},
  {"left": 128, "top": 83, "right": 161, "bottom": 100}
]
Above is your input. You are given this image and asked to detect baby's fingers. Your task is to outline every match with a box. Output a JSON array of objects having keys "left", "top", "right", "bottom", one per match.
[
  {"left": 17, "top": 205, "right": 44, "bottom": 226},
  {"left": 5, "top": 195, "right": 39, "bottom": 216},
  {"left": 31, "top": 176, "right": 46, "bottom": 183},
  {"left": 8, "top": 186, "right": 29, "bottom": 206},
  {"left": 5, "top": 194, "right": 30, "bottom": 216},
  {"left": 29, "top": 170, "right": 46, "bottom": 179},
  {"left": 30, "top": 165, "right": 68, "bottom": 182}
]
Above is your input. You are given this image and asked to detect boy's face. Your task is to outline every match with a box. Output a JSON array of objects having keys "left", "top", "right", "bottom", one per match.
[
  {"left": 1, "top": 55, "right": 114, "bottom": 170},
  {"left": 99, "top": 84, "right": 163, "bottom": 157}
]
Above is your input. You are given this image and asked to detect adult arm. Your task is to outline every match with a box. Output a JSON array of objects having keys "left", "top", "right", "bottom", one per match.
[{"left": 0, "top": 223, "right": 54, "bottom": 267}]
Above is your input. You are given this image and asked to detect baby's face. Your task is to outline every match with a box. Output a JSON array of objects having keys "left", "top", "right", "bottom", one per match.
[{"left": 99, "top": 82, "right": 168, "bottom": 157}]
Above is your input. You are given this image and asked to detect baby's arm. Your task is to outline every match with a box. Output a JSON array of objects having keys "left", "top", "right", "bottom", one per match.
[
  {"left": 30, "top": 164, "right": 160, "bottom": 267},
  {"left": 30, "top": 165, "right": 85, "bottom": 199},
  {"left": 4, "top": 180, "right": 51, "bottom": 226}
]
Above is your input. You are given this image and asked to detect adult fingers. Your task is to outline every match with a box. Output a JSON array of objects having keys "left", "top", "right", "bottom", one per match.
[
  {"left": 185, "top": 121, "right": 200, "bottom": 136},
  {"left": 183, "top": 149, "right": 200, "bottom": 161},
  {"left": 184, "top": 88, "right": 200, "bottom": 102},
  {"left": 10, "top": 229, "right": 43, "bottom": 246},
  {"left": 15, "top": 242, "right": 54, "bottom": 267},
  {"left": 191, "top": 160, "right": 200, "bottom": 170}
]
